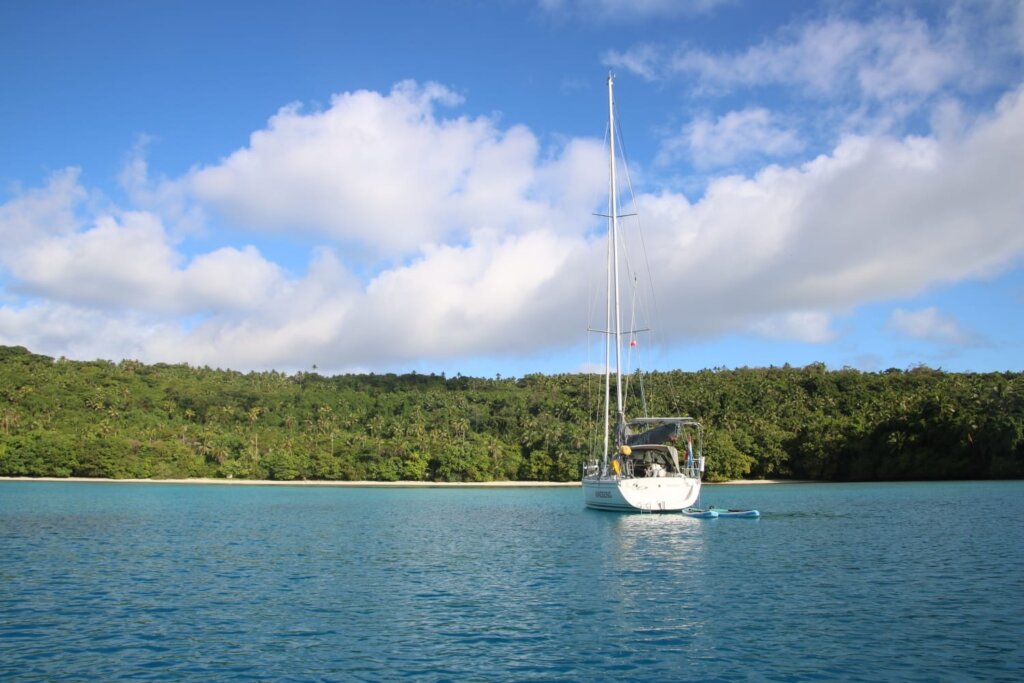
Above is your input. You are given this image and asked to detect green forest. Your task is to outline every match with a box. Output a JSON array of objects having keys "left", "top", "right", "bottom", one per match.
[{"left": 1, "top": 345, "right": 1021, "bottom": 482}]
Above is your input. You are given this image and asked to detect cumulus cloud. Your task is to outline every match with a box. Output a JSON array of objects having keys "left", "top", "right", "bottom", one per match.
[
  {"left": 191, "top": 81, "right": 479, "bottom": 252},
  {"left": 0, "top": 81, "right": 608, "bottom": 370},
  {"left": 0, "top": 168, "right": 85, "bottom": 250},
  {"left": 613, "top": 14, "right": 974, "bottom": 100},
  {"left": 659, "top": 107, "right": 804, "bottom": 168},
  {"left": 627, "top": 86, "right": 1024, "bottom": 342},
  {"left": 188, "top": 81, "right": 604, "bottom": 256},
  {"left": 11, "top": 211, "right": 184, "bottom": 309},
  {"left": 0, "top": 303, "right": 175, "bottom": 363},
  {"left": 2, "top": 80, "right": 1023, "bottom": 372},
  {"left": 751, "top": 312, "right": 835, "bottom": 344},
  {"left": 357, "top": 229, "right": 590, "bottom": 359},
  {"left": 888, "top": 307, "right": 975, "bottom": 345},
  {"left": 0, "top": 171, "right": 287, "bottom": 316}
]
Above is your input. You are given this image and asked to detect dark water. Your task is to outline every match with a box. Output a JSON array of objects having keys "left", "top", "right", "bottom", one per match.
[{"left": 1, "top": 480, "right": 1022, "bottom": 681}]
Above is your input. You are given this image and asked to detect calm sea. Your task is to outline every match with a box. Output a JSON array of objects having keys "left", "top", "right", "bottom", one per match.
[{"left": 1, "top": 480, "right": 1022, "bottom": 682}]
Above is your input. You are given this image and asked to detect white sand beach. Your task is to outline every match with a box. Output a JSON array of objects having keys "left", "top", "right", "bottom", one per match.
[
  {"left": 0, "top": 476, "right": 581, "bottom": 488},
  {"left": 1, "top": 476, "right": 811, "bottom": 487}
]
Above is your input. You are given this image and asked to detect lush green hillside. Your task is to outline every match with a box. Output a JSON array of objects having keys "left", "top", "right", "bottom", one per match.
[{"left": 1, "top": 345, "right": 1021, "bottom": 482}]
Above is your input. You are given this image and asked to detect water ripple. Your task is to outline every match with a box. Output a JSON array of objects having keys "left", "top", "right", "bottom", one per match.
[{"left": 1, "top": 481, "right": 1022, "bottom": 681}]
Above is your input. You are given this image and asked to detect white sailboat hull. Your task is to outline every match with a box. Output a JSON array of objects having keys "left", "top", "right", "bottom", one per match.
[{"left": 582, "top": 475, "right": 701, "bottom": 513}]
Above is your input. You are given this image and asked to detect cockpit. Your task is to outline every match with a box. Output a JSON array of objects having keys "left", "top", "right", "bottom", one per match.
[{"left": 623, "top": 444, "right": 680, "bottom": 477}]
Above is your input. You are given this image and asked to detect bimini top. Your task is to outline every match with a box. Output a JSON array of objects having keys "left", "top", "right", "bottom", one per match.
[{"left": 623, "top": 417, "right": 700, "bottom": 447}]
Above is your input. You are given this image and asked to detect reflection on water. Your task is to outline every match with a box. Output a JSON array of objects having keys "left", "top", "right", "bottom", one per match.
[
  {"left": 607, "top": 512, "right": 708, "bottom": 563},
  {"left": 603, "top": 513, "right": 717, "bottom": 646}
]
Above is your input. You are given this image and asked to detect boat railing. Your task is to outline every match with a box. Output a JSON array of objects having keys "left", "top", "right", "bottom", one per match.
[
  {"left": 582, "top": 452, "right": 703, "bottom": 480},
  {"left": 680, "top": 457, "right": 706, "bottom": 479}
]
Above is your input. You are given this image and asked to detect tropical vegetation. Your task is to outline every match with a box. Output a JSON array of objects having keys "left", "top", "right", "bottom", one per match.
[{"left": 1, "top": 345, "right": 1021, "bottom": 482}]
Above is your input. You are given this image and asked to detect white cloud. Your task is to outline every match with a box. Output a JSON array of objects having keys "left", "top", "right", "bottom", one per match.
[
  {"left": 190, "top": 81, "right": 477, "bottom": 253},
  {"left": 602, "top": 4, "right": 1024, "bottom": 184},
  {"left": 627, "top": 86, "right": 1024, "bottom": 343},
  {"left": 609, "top": 3, "right": 1024, "bottom": 124},
  {"left": 643, "top": 15, "right": 971, "bottom": 101},
  {"left": 855, "top": 17, "right": 962, "bottom": 99},
  {"left": 659, "top": 108, "right": 804, "bottom": 167},
  {"left": 0, "top": 173, "right": 287, "bottom": 316},
  {"left": 357, "top": 229, "right": 589, "bottom": 360},
  {"left": 3, "top": 80, "right": 1024, "bottom": 372},
  {"left": 604, "top": 44, "right": 665, "bottom": 81},
  {"left": 0, "top": 303, "right": 173, "bottom": 362},
  {"left": 182, "top": 246, "right": 288, "bottom": 312},
  {"left": 188, "top": 81, "right": 602, "bottom": 256},
  {"left": 751, "top": 311, "right": 835, "bottom": 343},
  {"left": 9, "top": 211, "right": 183, "bottom": 309},
  {"left": 888, "top": 307, "right": 974, "bottom": 345},
  {"left": 0, "top": 79, "right": 608, "bottom": 371},
  {"left": 0, "top": 168, "right": 85, "bottom": 250},
  {"left": 0, "top": 226, "right": 590, "bottom": 371}
]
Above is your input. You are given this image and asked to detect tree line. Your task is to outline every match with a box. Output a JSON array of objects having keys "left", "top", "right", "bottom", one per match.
[{"left": 0, "top": 345, "right": 1021, "bottom": 482}]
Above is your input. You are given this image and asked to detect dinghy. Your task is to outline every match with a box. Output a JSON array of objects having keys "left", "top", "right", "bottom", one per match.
[
  {"left": 682, "top": 507, "right": 718, "bottom": 519},
  {"left": 709, "top": 507, "right": 760, "bottom": 518}
]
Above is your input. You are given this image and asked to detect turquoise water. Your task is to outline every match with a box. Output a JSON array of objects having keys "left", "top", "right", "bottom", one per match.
[{"left": 1, "top": 481, "right": 1022, "bottom": 682}]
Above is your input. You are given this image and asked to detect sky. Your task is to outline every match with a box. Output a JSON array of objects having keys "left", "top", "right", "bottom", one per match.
[{"left": 1, "top": 0, "right": 1023, "bottom": 377}]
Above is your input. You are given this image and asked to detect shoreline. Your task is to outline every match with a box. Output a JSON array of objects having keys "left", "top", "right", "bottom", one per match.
[
  {"left": 0, "top": 476, "right": 808, "bottom": 488},
  {"left": 0, "top": 476, "right": 579, "bottom": 488}
]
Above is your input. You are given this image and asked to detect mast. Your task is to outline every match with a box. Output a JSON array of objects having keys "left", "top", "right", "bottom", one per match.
[
  {"left": 602, "top": 166, "right": 612, "bottom": 467},
  {"left": 608, "top": 73, "right": 625, "bottom": 447}
]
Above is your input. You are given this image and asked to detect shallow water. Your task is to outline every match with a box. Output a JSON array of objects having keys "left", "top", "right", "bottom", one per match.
[{"left": 1, "top": 480, "right": 1022, "bottom": 681}]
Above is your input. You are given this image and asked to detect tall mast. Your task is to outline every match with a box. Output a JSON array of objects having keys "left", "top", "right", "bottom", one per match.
[
  {"left": 602, "top": 159, "right": 612, "bottom": 466},
  {"left": 608, "top": 74, "right": 625, "bottom": 444}
]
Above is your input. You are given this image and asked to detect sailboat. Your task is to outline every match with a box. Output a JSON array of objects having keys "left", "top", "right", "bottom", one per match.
[{"left": 581, "top": 74, "right": 705, "bottom": 513}]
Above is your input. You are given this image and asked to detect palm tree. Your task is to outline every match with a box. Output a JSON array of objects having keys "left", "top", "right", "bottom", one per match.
[{"left": 247, "top": 406, "right": 263, "bottom": 464}]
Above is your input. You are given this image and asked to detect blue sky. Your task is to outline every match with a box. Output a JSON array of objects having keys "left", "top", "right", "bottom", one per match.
[{"left": 1, "top": 0, "right": 1022, "bottom": 376}]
